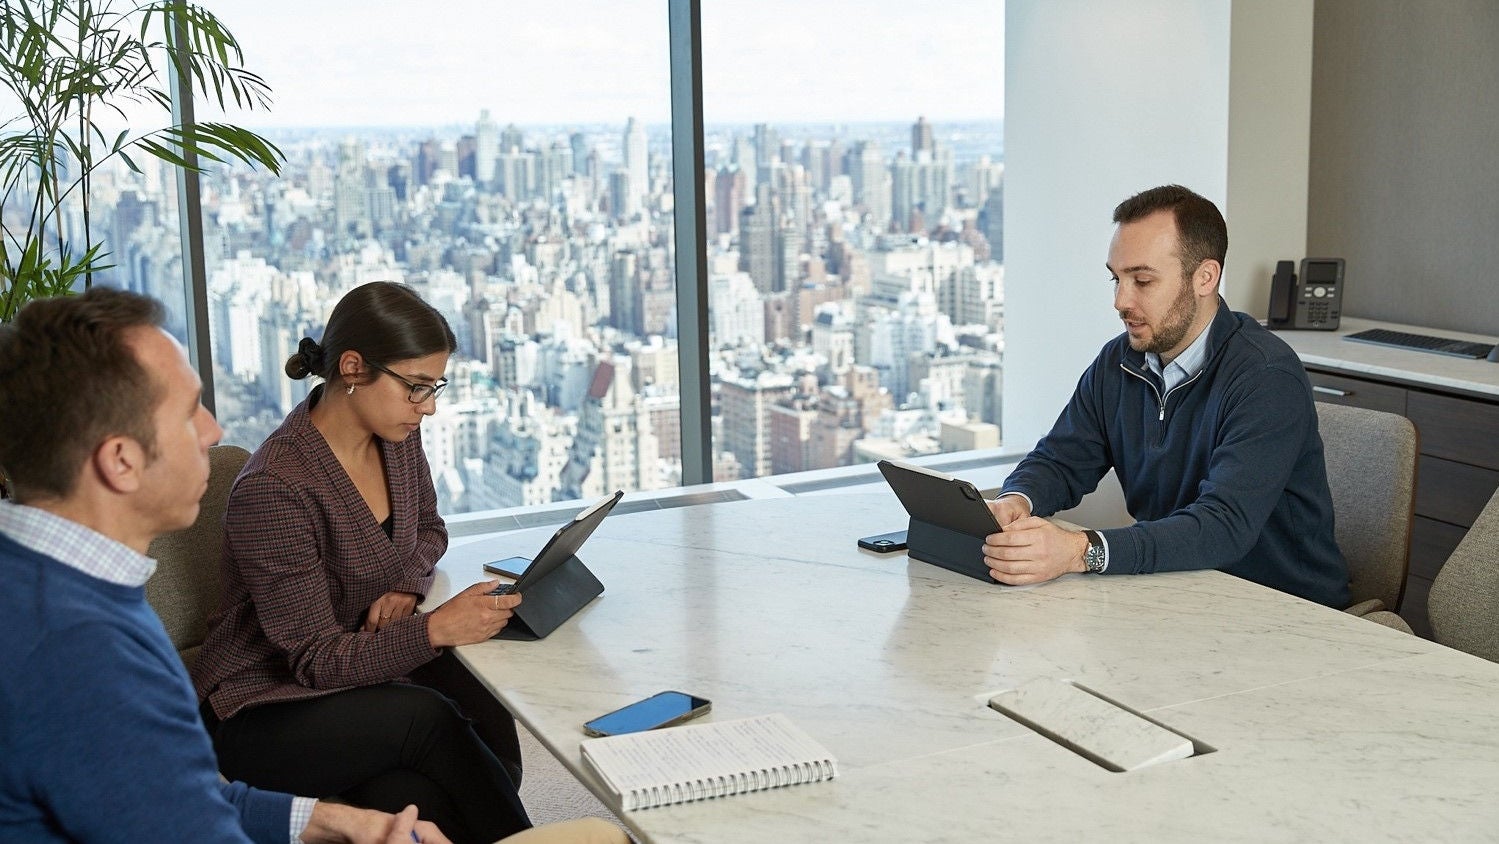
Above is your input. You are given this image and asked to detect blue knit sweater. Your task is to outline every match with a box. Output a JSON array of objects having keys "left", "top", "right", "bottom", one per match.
[
  {"left": 1002, "top": 299, "right": 1350, "bottom": 607},
  {"left": 0, "top": 533, "right": 291, "bottom": 842}
]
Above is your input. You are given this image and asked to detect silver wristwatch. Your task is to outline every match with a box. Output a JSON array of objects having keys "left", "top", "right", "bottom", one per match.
[{"left": 1081, "top": 529, "right": 1106, "bottom": 574}]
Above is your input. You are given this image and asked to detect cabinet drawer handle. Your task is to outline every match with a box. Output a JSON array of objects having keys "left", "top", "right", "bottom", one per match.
[{"left": 1313, "top": 386, "right": 1352, "bottom": 397}]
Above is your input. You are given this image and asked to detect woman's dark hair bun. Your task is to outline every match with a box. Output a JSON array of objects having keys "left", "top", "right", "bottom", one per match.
[
  {"left": 285, "top": 337, "right": 325, "bottom": 379},
  {"left": 281, "top": 282, "right": 457, "bottom": 385}
]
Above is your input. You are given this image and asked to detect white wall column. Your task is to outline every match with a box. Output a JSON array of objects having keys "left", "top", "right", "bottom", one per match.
[{"left": 1003, "top": 0, "right": 1232, "bottom": 447}]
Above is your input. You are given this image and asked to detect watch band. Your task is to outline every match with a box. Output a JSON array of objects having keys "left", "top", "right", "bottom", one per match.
[{"left": 1081, "top": 529, "right": 1106, "bottom": 574}]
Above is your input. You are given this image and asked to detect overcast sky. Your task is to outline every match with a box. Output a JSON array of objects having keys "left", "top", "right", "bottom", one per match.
[{"left": 198, "top": 1, "right": 1004, "bottom": 128}]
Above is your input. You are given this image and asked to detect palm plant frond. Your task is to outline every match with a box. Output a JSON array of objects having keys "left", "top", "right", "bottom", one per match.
[{"left": 0, "top": 0, "right": 283, "bottom": 315}]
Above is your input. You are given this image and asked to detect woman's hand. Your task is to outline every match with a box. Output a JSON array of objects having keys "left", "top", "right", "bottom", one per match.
[
  {"left": 426, "top": 580, "right": 522, "bottom": 647},
  {"left": 363, "top": 591, "right": 420, "bottom": 633}
]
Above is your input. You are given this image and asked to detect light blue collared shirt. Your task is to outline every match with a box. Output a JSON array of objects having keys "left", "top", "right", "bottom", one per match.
[
  {"left": 1145, "top": 322, "right": 1212, "bottom": 395},
  {"left": 0, "top": 501, "right": 314, "bottom": 842}
]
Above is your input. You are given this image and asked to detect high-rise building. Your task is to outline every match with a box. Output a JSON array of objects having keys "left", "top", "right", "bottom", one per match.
[
  {"left": 455, "top": 135, "right": 477, "bottom": 180},
  {"left": 609, "top": 250, "right": 639, "bottom": 334},
  {"left": 559, "top": 358, "right": 660, "bottom": 500},
  {"left": 709, "top": 271, "right": 764, "bottom": 346},
  {"left": 981, "top": 184, "right": 1004, "bottom": 263},
  {"left": 912, "top": 115, "right": 935, "bottom": 156},
  {"left": 475, "top": 109, "right": 498, "bottom": 185},
  {"left": 753, "top": 123, "right": 780, "bottom": 170},
  {"left": 821, "top": 139, "right": 844, "bottom": 193},
  {"left": 569, "top": 132, "right": 589, "bottom": 176},
  {"left": 714, "top": 165, "right": 745, "bottom": 235},
  {"left": 850, "top": 141, "right": 891, "bottom": 232},
  {"left": 498, "top": 147, "right": 536, "bottom": 201},
  {"left": 963, "top": 357, "right": 1002, "bottom": 427},
  {"left": 770, "top": 394, "right": 819, "bottom": 475},
  {"left": 609, "top": 169, "right": 636, "bottom": 220},
  {"left": 739, "top": 183, "right": 776, "bottom": 293},
  {"left": 719, "top": 371, "right": 796, "bottom": 479},
  {"left": 538, "top": 140, "right": 572, "bottom": 202},
  {"left": 623, "top": 117, "right": 648, "bottom": 209},
  {"left": 500, "top": 123, "right": 525, "bottom": 156},
  {"left": 775, "top": 218, "right": 803, "bottom": 294},
  {"left": 801, "top": 143, "right": 826, "bottom": 195},
  {"left": 734, "top": 135, "right": 757, "bottom": 196}
]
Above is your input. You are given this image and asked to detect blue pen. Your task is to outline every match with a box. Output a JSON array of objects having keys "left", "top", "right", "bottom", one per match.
[{"left": 410, "top": 832, "right": 420, "bottom": 843}]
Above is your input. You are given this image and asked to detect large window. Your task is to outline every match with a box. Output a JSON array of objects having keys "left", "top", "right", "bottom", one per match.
[
  {"left": 196, "top": 1, "right": 677, "bottom": 514},
  {"left": 70, "top": 1, "right": 1007, "bottom": 513},
  {"left": 700, "top": 1, "right": 1005, "bottom": 481}
]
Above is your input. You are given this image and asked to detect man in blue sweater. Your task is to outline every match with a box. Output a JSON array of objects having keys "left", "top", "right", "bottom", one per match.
[
  {"left": 982, "top": 185, "right": 1349, "bottom": 607},
  {"left": 0, "top": 289, "right": 447, "bottom": 842}
]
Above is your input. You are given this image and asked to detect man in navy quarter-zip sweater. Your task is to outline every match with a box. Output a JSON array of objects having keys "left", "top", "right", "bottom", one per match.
[{"left": 982, "top": 185, "right": 1349, "bottom": 608}]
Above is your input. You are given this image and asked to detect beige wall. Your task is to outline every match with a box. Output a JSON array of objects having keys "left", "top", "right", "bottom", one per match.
[
  {"left": 1307, "top": 0, "right": 1499, "bottom": 335},
  {"left": 1226, "top": 0, "right": 1314, "bottom": 318}
]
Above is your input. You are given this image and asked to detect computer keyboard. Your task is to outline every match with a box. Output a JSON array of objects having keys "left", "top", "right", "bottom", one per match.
[{"left": 1344, "top": 328, "right": 1496, "bottom": 359}]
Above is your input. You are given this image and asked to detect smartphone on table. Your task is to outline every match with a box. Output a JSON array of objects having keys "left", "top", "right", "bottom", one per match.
[
  {"left": 582, "top": 691, "right": 712, "bottom": 738},
  {"left": 482, "top": 556, "right": 533, "bottom": 580},
  {"left": 857, "top": 529, "right": 909, "bottom": 553}
]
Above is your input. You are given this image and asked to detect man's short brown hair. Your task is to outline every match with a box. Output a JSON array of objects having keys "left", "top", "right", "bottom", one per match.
[
  {"left": 1113, "top": 184, "right": 1228, "bottom": 280},
  {"left": 0, "top": 288, "right": 165, "bottom": 501}
]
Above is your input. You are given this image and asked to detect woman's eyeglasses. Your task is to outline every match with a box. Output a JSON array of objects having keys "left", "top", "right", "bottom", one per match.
[{"left": 368, "top": 362, "right": 448, "bottom": 403}]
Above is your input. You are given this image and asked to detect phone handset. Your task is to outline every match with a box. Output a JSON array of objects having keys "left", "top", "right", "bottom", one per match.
[
  {"left": 1268, "top": 260, "right": 1296, "bottom": 327},
  {"left": 1267, "top": 257, "right": 1344, "bottom": 331}
]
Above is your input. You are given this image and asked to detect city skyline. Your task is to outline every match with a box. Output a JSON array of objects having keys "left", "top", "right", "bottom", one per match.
[{"left": 106, "top": 113, "right": 1009, "bottom": 513}]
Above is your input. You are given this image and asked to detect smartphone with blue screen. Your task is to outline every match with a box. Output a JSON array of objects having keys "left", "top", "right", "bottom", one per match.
[
  {"left": 482, "top": 556, "right": 533, "bottom": 579},
  {"left": 582, "top": 691, "right": 712, "bottom": 737}
]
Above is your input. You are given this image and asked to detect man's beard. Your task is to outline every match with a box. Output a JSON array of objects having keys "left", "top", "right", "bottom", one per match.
[{"left": 1125, "top": 276, "right": 1198, "bottom": 355}]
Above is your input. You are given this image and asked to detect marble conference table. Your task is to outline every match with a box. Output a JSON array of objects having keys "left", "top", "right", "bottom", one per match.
[{"left": 427, "top": 493, "right": 1499, "bottom": 843}]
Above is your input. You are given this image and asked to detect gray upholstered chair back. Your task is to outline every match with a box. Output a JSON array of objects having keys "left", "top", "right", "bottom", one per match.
[
  {"left": 144, "top": 444, "right": 250, "bottom": 669},
  {"left": 1315, "top": 402, "right": 1418, "bottom": 614},
  {"left": 1428, "top": 487, "right": 1499, "bottom": 662}
]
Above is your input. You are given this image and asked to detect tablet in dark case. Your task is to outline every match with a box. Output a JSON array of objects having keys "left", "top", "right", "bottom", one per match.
[
  {"left": 487, "top": 490, "right": 622, "bottom": 639},
  {"left": 876, "top": 459, "right": 1000, "bottom": 582}
]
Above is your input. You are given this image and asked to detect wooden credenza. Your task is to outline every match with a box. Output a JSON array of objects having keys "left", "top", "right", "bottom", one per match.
[{"left": 1277, "top": 318, "right": 1499, "bottom": 639}]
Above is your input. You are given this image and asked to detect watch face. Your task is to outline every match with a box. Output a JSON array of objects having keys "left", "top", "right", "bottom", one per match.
[{"left": 1083, "top": 533, "right": 1105, "bottom": 573}]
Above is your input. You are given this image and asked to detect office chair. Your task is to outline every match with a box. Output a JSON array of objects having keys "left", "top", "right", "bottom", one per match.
[
  {"left": 1426, "top": 487, "right": 1499, "bottom": 662},
  {"left": 1315, "top": 402, "right": 1418, "bottom": 617},
  {"left": 145, "top": 444, "right": 251, "bottom": 669}
]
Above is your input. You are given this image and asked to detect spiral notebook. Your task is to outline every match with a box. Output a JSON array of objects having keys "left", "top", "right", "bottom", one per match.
[{"left": 579, "top": 713, "right": 838, "bottom": 811}]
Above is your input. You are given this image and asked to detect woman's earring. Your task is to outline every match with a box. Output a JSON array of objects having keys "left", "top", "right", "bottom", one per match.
[{"left": 346, "top": 383, "right": 355, "bottom": 395}]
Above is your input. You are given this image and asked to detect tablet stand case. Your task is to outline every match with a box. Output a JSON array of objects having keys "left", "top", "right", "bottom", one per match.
[
  {"left": 495, "top": 554, "right": 604, "bottom": 640},
  {"left": 878, "top": 460, "right": 999, "bottom": 584},
  {"left": 906, "top": 519, "right": 993, "bottom": 581}
]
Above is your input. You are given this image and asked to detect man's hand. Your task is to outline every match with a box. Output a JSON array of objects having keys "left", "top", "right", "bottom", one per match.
[
  {"left": 302, "top": 801, "right": 451, "bottom": 843},
  {"left": 985, "top": 494, "right": 1032, "bottom": 528},
  {"left": 982, "top": 517, "right": 1090, "bottom": 585},
  {"left": 363, "top": 591, "right": 420, "bottom": 632}
]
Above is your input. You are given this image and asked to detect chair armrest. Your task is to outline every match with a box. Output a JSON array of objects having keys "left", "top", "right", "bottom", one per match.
[
  {"left": 1360, "top": 610, "right": 1414, "bottom": 635},
  {"left": 1344, "top": 598, "right": 1387, "bottom": 617}
]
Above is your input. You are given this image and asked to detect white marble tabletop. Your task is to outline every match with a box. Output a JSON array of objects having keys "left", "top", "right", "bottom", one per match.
[
  {"left": 1274, "top": 316, "right": 1499, "bottom": 397},
  {"left": 430, "top": 493, "right": 1499, "bottom": 842}
]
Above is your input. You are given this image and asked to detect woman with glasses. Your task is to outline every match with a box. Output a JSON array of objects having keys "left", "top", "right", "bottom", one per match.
[{"left": 192, "top": 281, "right": 532, "bottom": 844}]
